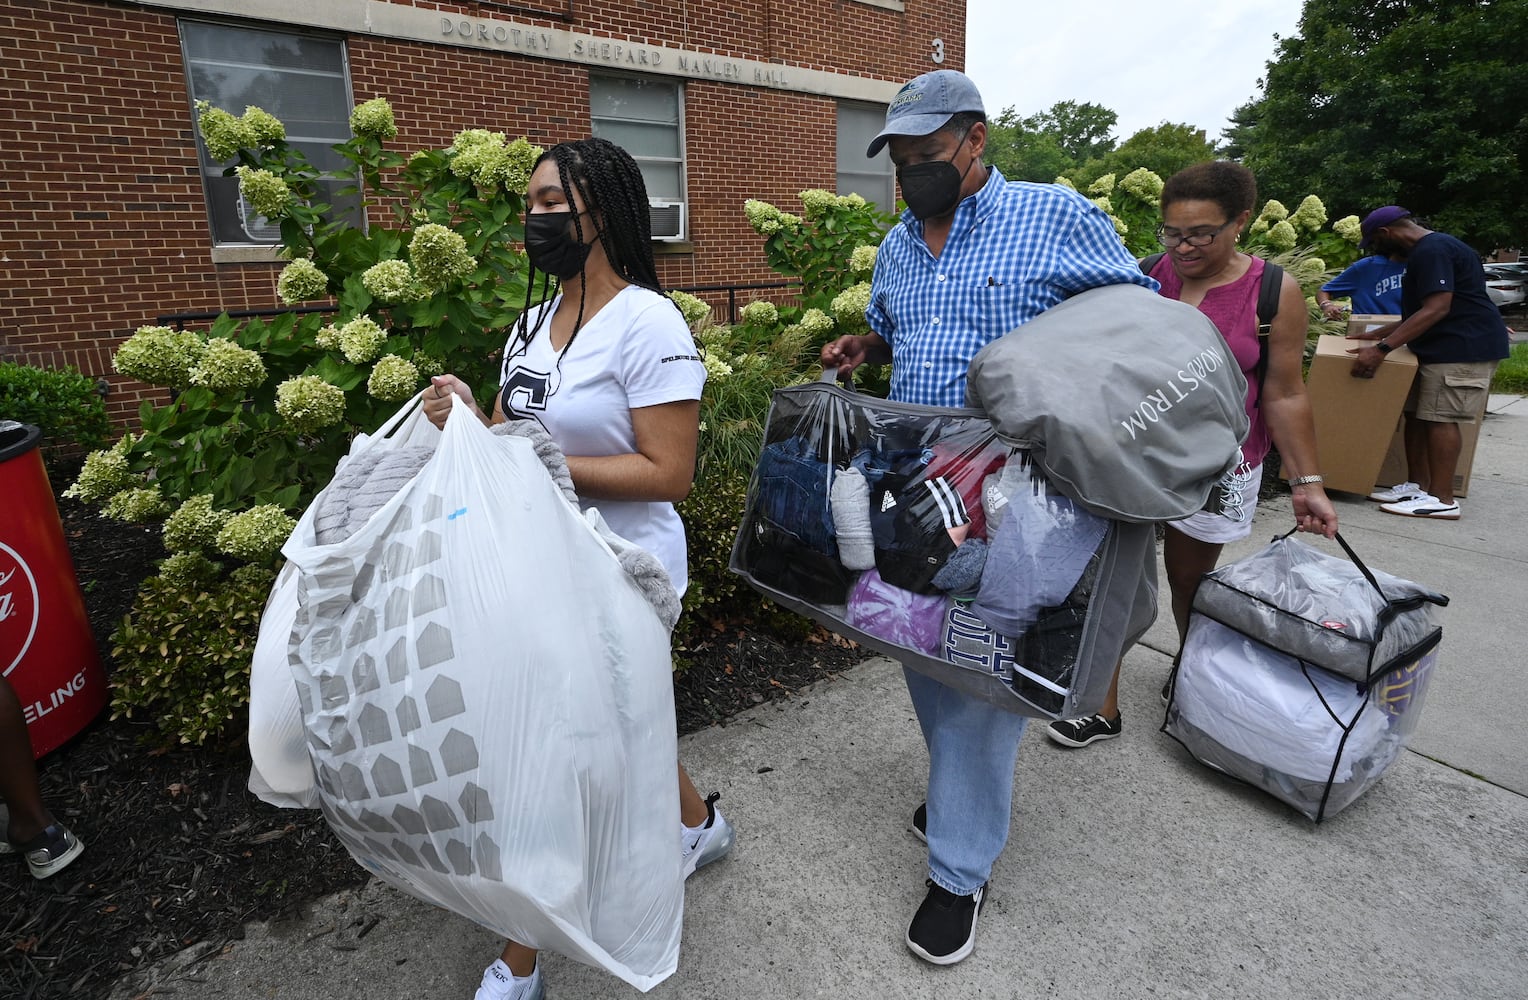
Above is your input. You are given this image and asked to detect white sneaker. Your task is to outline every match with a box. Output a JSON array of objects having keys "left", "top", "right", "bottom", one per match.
[
  {"left": 1368, "top": 481, "right": 1427, "bottom": 503},
  {"left": 680, "top": 793, "right": 735, "bottom": 878},
  {"left": 474, "top": 959, "right": 544, "bottom": 1000},
  {"left": 1379, "top": 494, "right": 1460, "bottom": 519}
]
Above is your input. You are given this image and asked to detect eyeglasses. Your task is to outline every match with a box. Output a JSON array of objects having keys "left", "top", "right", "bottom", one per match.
[{"left": 1156, "top": 220, "right": 1235, "bottom": 249}]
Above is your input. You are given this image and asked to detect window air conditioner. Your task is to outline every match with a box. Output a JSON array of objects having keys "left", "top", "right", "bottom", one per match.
[
  {"left": 237, "top": 193, "right": 282, "bottom": 243},
  {"left": 649, "top": 199, "right": 686, "bottom": 242}
]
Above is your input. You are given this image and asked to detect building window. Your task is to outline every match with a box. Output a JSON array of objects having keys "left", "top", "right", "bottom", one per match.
[
  {"left": 837, "top": 102, "right": 897, "bottom": 215},
  {"left": 180, "top": 20, "right": 361, "bottom": 246},
  {"left": 590, "top": 76, "right": 686, "bottom": 241}
]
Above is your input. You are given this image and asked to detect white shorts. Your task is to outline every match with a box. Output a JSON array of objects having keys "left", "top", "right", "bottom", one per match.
[{"left": 1168, "top": 461, "right": 1262, "bottom": 545}]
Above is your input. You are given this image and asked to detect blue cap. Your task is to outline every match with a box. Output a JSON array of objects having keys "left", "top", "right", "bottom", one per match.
[
  {"left": 1358, "top": 206, "right": 1412, "bottom": 248},
  {"left": 866, "top": 70, "right": 985, "bottom": 158}
]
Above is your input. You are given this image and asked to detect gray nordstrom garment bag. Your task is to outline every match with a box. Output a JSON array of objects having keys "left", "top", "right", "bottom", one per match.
[{"left": 965, "top": 283, "right": 1252, "bottom": 524}]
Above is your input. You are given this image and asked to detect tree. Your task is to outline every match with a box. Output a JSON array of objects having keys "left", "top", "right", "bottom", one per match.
[
  {"left": 1234, "top": 0, "right": 1528, "bottom": 252},
  {"left": 1024, "top": 100, "right": 1119, "bottom": 162},
  {"left": 1071, "top": 123, "right": 1218, "bottom": 190},
  {"left": 985, "top": 106, "right": 1074, "bottom": 182}
]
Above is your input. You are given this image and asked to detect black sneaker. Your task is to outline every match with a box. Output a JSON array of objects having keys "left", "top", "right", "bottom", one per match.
[
  {"left": 1045, "top": 712, "right": 1122, "bottom": 748},
  {"left": 906, "top": 879, "right": 986, "bottom": 965},
  {"left": 911, "top": 803, "right": 927, "bottom": 844}
]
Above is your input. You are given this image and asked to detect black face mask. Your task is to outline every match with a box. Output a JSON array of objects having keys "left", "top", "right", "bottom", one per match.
[
  {"left": 524, "top": 211, "right": 594, "bottom": 280},
  {"left": 897, "top": 142, "right": 976, "bottom": 221}
]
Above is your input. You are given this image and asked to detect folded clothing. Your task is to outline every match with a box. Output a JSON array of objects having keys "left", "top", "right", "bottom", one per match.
[
  {"left": 971, "top": 463, "right": 1107, "bottom": 636},
  {"left": 846, "top": 569, "right": 948, "bottom": 657}
]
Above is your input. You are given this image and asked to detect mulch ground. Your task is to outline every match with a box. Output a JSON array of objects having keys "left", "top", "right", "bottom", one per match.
[{"left": 1, "top": 472, "right": 864, "bottom": 1000}]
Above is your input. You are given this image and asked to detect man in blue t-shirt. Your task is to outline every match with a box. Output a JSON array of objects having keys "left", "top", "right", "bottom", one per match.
[
  {"left": 1317, "top": 252, "right": 1406, "bottom": 319},
  {"left": 1348, "top": 206, "right": 1510, "bottom": 520}
]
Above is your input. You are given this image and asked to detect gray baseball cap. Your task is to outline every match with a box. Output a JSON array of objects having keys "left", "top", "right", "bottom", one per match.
[{"left": 866, "top": 70, "right": 986, "bottom": 157}]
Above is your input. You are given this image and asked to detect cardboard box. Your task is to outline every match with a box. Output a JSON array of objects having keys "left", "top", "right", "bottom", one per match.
[
  {"left": 1347, "top": 314, "right": 1402, "bottom": 338},
  {"left": 1295, "top": 334, "right": 1418, "bottom": 497},
  {"left": 1375, "top": 399, "right": 1486, "bottom": 498}
]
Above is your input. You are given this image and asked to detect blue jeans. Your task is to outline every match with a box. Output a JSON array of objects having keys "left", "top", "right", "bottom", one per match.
[{"left": 904, "top": 667, "right": 1029, "bottom": 895}]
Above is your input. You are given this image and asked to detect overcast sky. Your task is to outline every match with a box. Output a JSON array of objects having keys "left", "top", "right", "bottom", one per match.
[{"left": 962, "top": 0, "right": 1304, "bottom": 144}]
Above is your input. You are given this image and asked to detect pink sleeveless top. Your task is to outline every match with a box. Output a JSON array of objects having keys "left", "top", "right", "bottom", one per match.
[{"left": 1149, "top": 254, "right": 1271, "bottom": 466}]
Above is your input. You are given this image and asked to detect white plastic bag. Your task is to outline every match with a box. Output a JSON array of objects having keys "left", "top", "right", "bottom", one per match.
[
  {"left": 247, "top": 562, "right": 316, "bottom": 808},
  {"left": 277, "top": 392, "right": 683, "bottom": 990},
  {"left": 247, "top": 396, "right": 446, "bottom": 809}
]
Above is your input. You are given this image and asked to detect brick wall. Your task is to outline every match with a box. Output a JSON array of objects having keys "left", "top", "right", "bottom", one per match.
[{"left": 0, "top": 0, "right": 963, "bottom": 422}]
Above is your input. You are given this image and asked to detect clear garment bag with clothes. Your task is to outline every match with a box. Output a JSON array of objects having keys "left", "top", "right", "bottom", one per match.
[{"left": 729, "top": 375, "right": 1158, "bottom": 719}]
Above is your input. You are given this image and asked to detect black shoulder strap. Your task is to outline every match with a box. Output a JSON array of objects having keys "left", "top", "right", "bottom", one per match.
[
  {"left": 1252, "top": 261, "right": 1284, "bottom": 402},
  {"left": 1139, "top": 252, "right": 1165, "bottom": 276}
]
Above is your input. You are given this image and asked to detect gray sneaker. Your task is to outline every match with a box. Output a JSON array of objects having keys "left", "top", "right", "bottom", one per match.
[
  {"left": 0, "top": 823, "right": 85, "bottom": 880},
  {"left": 474, "top": 959, "right": 543, "bottom": 1000},
  {"left": 1368, "top": 481, "right": 1426, "bottom": 503},
  {"left": 681, "top": 792, "right": 734, "bottom": 878}
]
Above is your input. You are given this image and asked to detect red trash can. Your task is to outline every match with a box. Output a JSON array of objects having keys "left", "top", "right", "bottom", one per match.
[{"left": 0, "top": 421, "right": 107, "bottom": 758}]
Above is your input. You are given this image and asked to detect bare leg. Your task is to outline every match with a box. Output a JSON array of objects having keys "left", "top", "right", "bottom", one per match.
[
  {"left": 1403, "top": 413, "right": 1430, "bottom": 490},
  {"left": 498, "top": 941, "right": 537, "bottom": 978},
  {"left": 1422, "top": 419, "right": 1462, "bottom": 504},
  {"left": 677, "top": 762, "right": 708, "bottom": 827},
  {"left": 1095, "top": 658, "right": 1124, "bottom": 720},
  {"left": 0, "top": 676, "right": 51, "bottom": 844},
  {"left": 1163, "top": 526, "right": 1224, "bottom": 644}
]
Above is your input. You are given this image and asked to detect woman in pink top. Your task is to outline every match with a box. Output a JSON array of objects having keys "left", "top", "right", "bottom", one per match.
[{"left": 1047, "top": 161, "right": 1338, "bottom": 748}]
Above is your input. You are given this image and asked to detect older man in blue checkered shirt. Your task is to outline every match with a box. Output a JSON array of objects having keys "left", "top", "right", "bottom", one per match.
[{"left": 821, "top": 68, "right": 1156, "bottom": 967}]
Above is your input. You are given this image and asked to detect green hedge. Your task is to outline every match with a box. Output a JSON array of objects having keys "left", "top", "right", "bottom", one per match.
[{"left": 0, "top": 361, "right": 111, "bottom": 455}]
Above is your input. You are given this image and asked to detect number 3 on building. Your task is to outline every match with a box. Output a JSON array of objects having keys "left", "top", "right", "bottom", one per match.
[{"left": 931, "top": 38, "right": 945, "bottom": 64}]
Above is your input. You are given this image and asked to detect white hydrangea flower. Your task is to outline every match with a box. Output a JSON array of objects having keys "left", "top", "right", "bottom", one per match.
[
  {"left": 1088, "top": 173, "right": 1116, "bottom": 196},
  {"left": 216, "top": 504, "right": 297, "bottom": 562},
  {"left": 314, "top": 323, "right": 343, "bottom": 351},
  {"left": 113, "top": 325, "right": 206, "bottom": 389},
  {"left": 739, "top": 300, "right": 779, "bottom": 326},
  {"left": 668, "top": 290, "right": 711, "bottom": 328},
  {"left": 241, "top": 106, "right": 286, "bottom": 146},
  {"left": 1090, "top": 196, "right": 1113, "bottom": 215},
  {"left": 1054, "top": 176, "right": 1077, "bottom": 190},
  {"left": 1118, "top": 167, "right": 1164, "bottom": 203},
  {"left": 367, "top": 354, "right": 421, "bottom": 402},
  {"left": 162, "top": 494, "right": 230, "bottom": 553},
  {"left": 799, "top": 189, "right": 837, "bottom": 217},
  {"left": 799, "top": 308, "right": 834, "bottom": 336},
  {"left": 188, "top": 338, "right": 267, "bottom": 392},
  {"left": 831, "top": 283, "right": 872, "bottom": 328},
  {"left": 350, "top": 98, "right": 397, "bottom": 141},
  {"left": 236, "top": 166, "right": 291, "bottom": 219},
  {"left": 63, "top": 446, "right": 136, "bottom": 503},
  {"left": 409, "top": 223, "right": 476, "bottom": 289},
  {"left": 850, "top": 244, "right": 879, "bottom": 274},
  {"left": 1290, "top": 194, "right": 1327, "bottom": 233},
  {"left": 275, "top": 375, "right": 346, "bottom": 434},
  {"left": 744, "top": 199, "right": 784, "bottom": 236},
  {"left": 1264, "top": 220, "right": 1298, "bottom": 252},
  {"left": 196, "top": 101, "right": 251, "bottom": 161},
  {"left": 103, "top": 486, "right": 170, "bottom": 523},
  {"left": 701, "top": 352, "right": 734, "bottom": 379},
  {"left": 1333, "top": 215, "right": 1362, "bottom": 244},
  {"left": 338, "top": 316, "right": 388, "bottom": 364},
  {"left": 158, "top": 552, "right": 222, "bottom": 587},
  {"left": 1258, "top": 199, "right": 1289, "bottom": 223},
  {"left": 277, "top": 258, "right": 329, "bottom": 304},
  {"left": 361, "top": 259, "right": 421, "bottom": 304}
]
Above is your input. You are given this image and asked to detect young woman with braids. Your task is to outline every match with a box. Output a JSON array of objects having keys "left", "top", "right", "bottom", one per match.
[{"left": 422, "top": 137, "right": 731, "bottom": 1000}]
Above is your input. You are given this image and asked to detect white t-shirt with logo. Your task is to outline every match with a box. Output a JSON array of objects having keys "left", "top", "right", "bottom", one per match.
[{"left": 498, "top": 285, "right": 706, "bottom": 594}]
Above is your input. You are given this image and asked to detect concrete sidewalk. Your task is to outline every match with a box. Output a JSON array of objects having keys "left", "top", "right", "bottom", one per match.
[{"left": 113, "top": 398, "right": 1528, "bottom": 1000}]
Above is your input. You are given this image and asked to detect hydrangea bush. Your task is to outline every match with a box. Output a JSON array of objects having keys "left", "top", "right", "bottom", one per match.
[{"left": 73, "top": 99, "right": 542, "bottom": 743}]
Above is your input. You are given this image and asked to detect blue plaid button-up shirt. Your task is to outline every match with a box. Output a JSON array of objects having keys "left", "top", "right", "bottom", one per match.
[{"left": 867, "top": 167, "right": 1158, "bottom": 407}]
